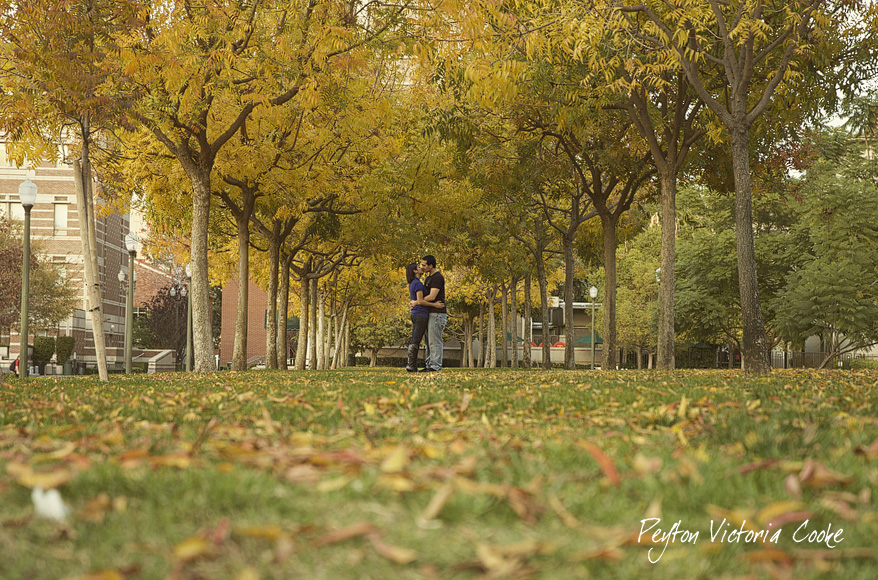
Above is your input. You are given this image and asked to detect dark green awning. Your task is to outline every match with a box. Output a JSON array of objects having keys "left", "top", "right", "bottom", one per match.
[{"left": 573, "top": 333, "right": 603, "bottom": 345}]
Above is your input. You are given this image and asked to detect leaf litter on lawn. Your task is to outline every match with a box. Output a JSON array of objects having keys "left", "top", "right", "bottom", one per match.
[{"left": 1, "top": 368, "right": 877, "bottom": 579}]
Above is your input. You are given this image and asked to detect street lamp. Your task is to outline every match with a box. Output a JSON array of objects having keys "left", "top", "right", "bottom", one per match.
[
  {"left": 185, "top": 263, "right": 192, "bottom": 372},
  {"left": 589, "top": 285, "right": 598, "bottom": 370},
  {"left": 18, "top": 178, "right": 37, "bottom": 378},
  {"left": 124, "top": 233, "right": 138, "bottom": 373}
]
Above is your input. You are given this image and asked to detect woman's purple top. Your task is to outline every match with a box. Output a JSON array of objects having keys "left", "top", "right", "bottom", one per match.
[{"left": 409, "top": 279, "right": 430, "bottom": 318}]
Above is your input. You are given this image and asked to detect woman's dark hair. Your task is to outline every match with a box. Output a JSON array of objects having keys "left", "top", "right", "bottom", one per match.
[{"left": 405, "top": 263, "right": 419, "bottom": 285}]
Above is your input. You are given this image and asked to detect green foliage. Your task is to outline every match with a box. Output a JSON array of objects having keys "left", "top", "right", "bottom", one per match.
[
  {"left": 32, "top": 336, "right": 55, "bottom": 363},
  {"left": 674, "top": 185, "right": 801, "bottom": 348},
  {"left": 55, "top": 336, "right": 76, "bottom": 366},
  {"left": 0, "top": 217, "right": 79, "bottom": 334},
  {"left": 843, "top": 358, "right": 878, "bottom": 370},
  {"left": 772, "top": 145, "right": 878, "bottom": 356}
]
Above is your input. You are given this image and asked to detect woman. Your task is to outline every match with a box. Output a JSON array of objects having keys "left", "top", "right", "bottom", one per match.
[{"left": 405, "top": 263, "right": 431, "bottom": 372}]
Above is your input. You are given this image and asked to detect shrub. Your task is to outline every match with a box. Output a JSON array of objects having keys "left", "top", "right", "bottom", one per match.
[
  {"left": 844, "top": 358, "right": 878, "bottom": 370},
  {"left": 32, "top": 336, "right": 55, "bottom": 363},
  {"left": 55, "top": 336, "right": 76, "bottom": 365}
]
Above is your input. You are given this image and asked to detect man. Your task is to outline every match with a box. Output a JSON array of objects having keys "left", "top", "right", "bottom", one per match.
[{"left": 411, "top": 255, "right": 447, "bottom": 372}]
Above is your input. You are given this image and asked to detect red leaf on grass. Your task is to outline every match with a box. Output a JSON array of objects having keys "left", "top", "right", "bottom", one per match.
[{"left": 578, "top": 440, "right": 621, "bottom": 486}]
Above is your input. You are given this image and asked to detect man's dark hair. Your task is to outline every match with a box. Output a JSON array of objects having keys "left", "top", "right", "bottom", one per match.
[
  {"left": 422, "top": 254, "right": 436, "bottom": 268},
  {"left": 405, "top": 263, "right": 418, "bottom": 285}
]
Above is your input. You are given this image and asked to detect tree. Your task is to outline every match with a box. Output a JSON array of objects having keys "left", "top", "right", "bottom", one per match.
[
  {"left": 0, "top": 0, "right": 141, "bottom": 381},
  {"left": 619, "top": 0, "right": 878, "bottom": 372},
  {"left": 773, "top": 138, "right": 878, "bottom": 367},
  {"left": 0, "top": 215, "right": 79, "bottom": 334},
  {"left": 675, "top": 185, "right": 801, "bottom": 360},
  {"left": 119, "top": 0, "right": 411, "bottom": 372}
]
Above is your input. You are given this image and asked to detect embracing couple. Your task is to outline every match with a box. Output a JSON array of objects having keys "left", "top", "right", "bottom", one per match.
[{"left": 405, "top": 255, "right": 447, "bottom": 373}]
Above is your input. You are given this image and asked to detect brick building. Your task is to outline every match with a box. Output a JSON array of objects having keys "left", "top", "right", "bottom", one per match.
[
  {"left": 219, "top": 276, "right": 271, "bottom": 368},
  {"left": 0, "top": 156, "right": 141, "bottom": 367}
]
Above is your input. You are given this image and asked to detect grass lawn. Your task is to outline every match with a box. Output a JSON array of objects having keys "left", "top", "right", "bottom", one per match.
[{"left": 1, "top": 368, "right": 877, "bottom": 579}]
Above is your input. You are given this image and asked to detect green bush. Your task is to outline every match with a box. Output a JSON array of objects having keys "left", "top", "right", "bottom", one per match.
[
  {"left": 843, "top": 358, "right": 878, "bottom": 370},
  {"left": 55, "top": 336, "right": 76, "bottom": 365},
  {"left": 32, "top": 336, "right": 55, "bottom": 363}
]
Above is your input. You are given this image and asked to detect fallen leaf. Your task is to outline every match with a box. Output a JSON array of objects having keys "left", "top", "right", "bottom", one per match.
[
  {"left": 745, "top": 548, "right": 793, "bottom": 565},
  {"left": 854, "top": 440, "right": 878, "bottom": 459},
  {"left": 799, "top": 459, "right": 853, "bottom": 488},
  {"left": 548, "top": 493, "right": 580, "bottom": 529},
  {"left": 369, "top": 533, "right": 417, "bottom": 564},
  {"left": 313, "top": 521, "right": 375, "bottom": 547},
  {"left": 173, "top": 536, "right": 212, "bottom": 562},
  {"left": 8, "top": 462, "right": 73, "bottom": 489},
  {"left": 316, "top": 476, "right": 351, "bottom": 493},
  {"left": 235, "top": 525, "right": 285, "bottom": 541},
  {"left": 380, "top": 446, "right": 409, "bottom": 474},
  {"left": 70, "top": 571, "right": 125, "bottom": 580},
  {"left": 756, "top": 501, "right": 805, "bottom": 526},
  {"left": 577, "top": 440, "right": 621, "bottom": 486},
  {"left": 420, "top": 481, "right": 454, "bottom": 522}
]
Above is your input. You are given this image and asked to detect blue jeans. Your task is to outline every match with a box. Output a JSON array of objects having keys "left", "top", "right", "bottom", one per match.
[{"left": 424, "top": 313, "right": 447, "bottom": 370}]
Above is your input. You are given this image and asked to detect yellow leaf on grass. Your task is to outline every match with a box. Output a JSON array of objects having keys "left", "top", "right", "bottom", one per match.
[
  {"left": 316, "top": 476, "right": 351, "bottom": 493},
  {"left": 71, "top": 571, "right": 125, "bottom": 580},
  {"left": 756, "top": 501, "right": 806, "bottom": 526},
  {"left": 7, "top": 462, "right": 73, "bottom": 489},
  {"left": 32, "top": 442, "right": 77, "bottom": 462},
  {"left": 235, "top": 525, "right": 285, "bottom": 541},
  {"left": 380, "top": 446, "right": 408, "bottom": 473},
  {"left": 379, "top": 474, "right": 417, "bottom": 492},
  {"left": 174, "top": 536, "right": 211, "bottom": 562},
  {"left": 363, "top": 403, "right": 377, "bottom": 416}
]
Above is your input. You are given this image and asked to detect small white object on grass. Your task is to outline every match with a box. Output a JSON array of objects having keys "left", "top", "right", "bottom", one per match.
[{"left": 32, "top": 487, "right": 71, "bottom": 521}]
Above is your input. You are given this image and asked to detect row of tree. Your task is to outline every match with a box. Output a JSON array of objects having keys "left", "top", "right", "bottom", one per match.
[{"left": 1, "top": 0, "right": 876, "bottom": 377}]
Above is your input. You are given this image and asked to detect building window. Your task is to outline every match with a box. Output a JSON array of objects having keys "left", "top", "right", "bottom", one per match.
[{"left": 54, "top": 203, "right": 68, "bottom": 234}]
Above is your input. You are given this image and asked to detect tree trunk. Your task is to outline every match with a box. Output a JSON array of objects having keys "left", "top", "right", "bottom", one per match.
[
  {"left": 523, "top": 272, "right": 532, "bottom": 369},
  {"left": 189, "top": 175, "right": 215, "bottom": 372},
  {"left": 478, "top": 300, "right": 485, "bottom": 368},
  {"left": 601, "top": 214, "right": 618, "bottom": 370},
  {"left": 231, "top": 221, "right": 250, "bottom": 371},
  {"left": 563, "top": 233, "right": 576, "bottom": 370},
  {"left": 510, "top": 277, "right": 519, "bottom": 368},
  {"left": 317, "top": 285, "right": 326, "bottom": 370},
  {"left": 370, "top": 349, "right": 377, "bottom": 367},
  {"left": 294, "top": 276, "right": 310, "bottom": 370},
  {"left": 500, "top": 283, "right": 508, "bottom": 367},
  {"left": 265, "top": 234, "right": 280, "bottom": 370},
  {"left": 308, "top": 277, "right": 318, "bottom": 370},
  {"left": 656, "top": 168, "right": 676, "bottom": 370},
  {"left": 331, "top": 299, "right": 350, "bottom": 369},
  {"left": 729, "top": 126, "right": 771, "bottom": 374},
  {"left": 486, "top": 287, "right": 497, "bottom": 368},
  {"left": 277, "top": 255, "right": 291, "bottom": 370},
  {"left": 72, "top": 156, "right": 108, "bottom": 382},
  {"left": 466, "top": 314, "right": 475, "bottom": 367},
  {"left": 536, "top": 257, "right": 551, "bottom": 370},
  {"left": 343, "top": 318, "right": 350, "bottom": 367},
  {"left": 636, "top": 348, "right": 643, "bottom": 369}
]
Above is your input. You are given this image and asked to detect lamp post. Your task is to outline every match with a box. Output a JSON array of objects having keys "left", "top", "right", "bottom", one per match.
[
  {"left": 185, "top": 263, "right": 192, "bottom": 372},
  {"left": 18, "top": 178, "right": 37, "bottom": 378},
  {"left": 589, "top": 285, "right": 598, "bottom": 370},
  {"left": 124, "top": 233, "right": 138, "bottom": 373}
]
